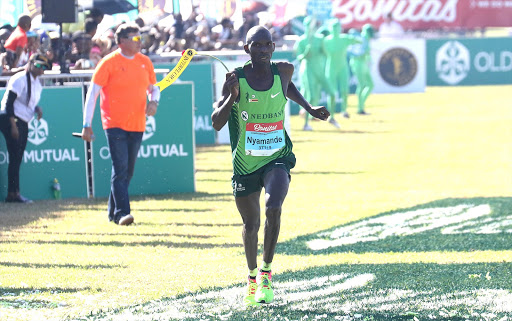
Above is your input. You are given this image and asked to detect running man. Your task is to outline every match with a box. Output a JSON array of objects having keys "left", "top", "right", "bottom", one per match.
[{"left": 212, "top": 26, "right": 330, "bottom": 306}]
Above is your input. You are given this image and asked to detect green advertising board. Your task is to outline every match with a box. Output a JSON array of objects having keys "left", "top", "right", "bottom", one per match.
[
  {"left": 154, "top": 63, "right": 215, "bottom": 145},
  {"left": 0, "top": 87, "right": 88, "bottom": 200},
  {"left": 91, "top": 82, "right": 195, "bottom": 198},
  {"left": 427, "top": 37, "right": 512, "bottom": 86}
]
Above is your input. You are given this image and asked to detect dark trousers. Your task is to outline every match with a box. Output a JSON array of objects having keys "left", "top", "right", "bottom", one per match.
[
  {"left": 0, "top": 115, "right": 28, "bottom": 194},
  {"left": 105, "top": 128, "right": 143, "bottom": 223}
]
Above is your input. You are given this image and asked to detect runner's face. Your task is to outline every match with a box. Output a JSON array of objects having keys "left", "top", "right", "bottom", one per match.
[{"left": 246, "top": 32, "right": 274, "bottom": 64}]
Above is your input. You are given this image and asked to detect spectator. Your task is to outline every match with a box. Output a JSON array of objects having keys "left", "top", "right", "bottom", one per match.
[
  {"left": 80, "top": 23, "right": 159, "bottom": 226},
  {"left": 379, "top": 12, "right": 404, "bottom": 38},
  {"left": 16, "top": 31, "right": 39, "bottom": 68},
  {"left": 213, "top": 18, "right": 236, "bottom": 49},
  {"left": 84, "top": 18, "right": 98, "bottom": 38},
  {"left": 0, "top": 53, "right": 52, "bottom": 203},
  {"left": 4, "top": 15, "right": 32, "bottom": 70}
]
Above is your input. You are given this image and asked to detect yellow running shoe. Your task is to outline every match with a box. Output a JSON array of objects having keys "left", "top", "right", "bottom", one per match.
[
  {"left": 255, "top": 271, "right": 274, "bottom": 303},
  {"left": 244, "top": 278, "right": 260, "bottom": 307}
]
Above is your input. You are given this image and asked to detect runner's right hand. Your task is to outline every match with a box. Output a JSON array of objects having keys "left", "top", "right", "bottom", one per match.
[{"left": 225, "top": 72, "right": 239, "bottom": 98}]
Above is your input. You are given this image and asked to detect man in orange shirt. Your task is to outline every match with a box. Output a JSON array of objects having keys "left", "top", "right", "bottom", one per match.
[
  {"left": 81, "top": 23, "right": 159, "bottom": 226},
  {"left": 4, "top": 15, "right": 32, "bottom": 70}
]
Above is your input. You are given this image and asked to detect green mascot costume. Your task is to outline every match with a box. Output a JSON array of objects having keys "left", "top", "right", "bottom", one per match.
[
  {"left": 294, "top": 17, "right": 334, "bottom": 131},
  {"left": 323, "top": 19, "right": 361, "bottom": 122},
  {"left": 348, "top": 24, "right": 374, "bottom": 115}
]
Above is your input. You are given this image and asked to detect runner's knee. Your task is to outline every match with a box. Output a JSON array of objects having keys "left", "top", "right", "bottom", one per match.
[
  {"left": 265, "top": 205, "right": 282, "bottom": 221},
  {"left": 244, "top": 221, "right": 260, "bottom": 235}
]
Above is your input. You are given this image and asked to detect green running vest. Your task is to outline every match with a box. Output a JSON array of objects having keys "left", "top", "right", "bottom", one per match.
[{"left": 228, "top": 62, "right": 294, "bottom": 175}]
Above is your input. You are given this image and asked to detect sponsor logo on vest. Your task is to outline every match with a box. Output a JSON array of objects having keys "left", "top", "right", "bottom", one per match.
[
  {"left": 332, "top": 0, "right": 458, "bottom": 25},
  {"left": 247, "top": 93, "right": 258, "bottom": 103},
  {"left": 250, "top": 111, "right": 283, "bottom": 120},
  {"left": 241, "top": 111, "right": 249, "bottom": 121},
  {"left": 436, "top": 41, "right": 470, "bottom": 85},
  {"left": 379, "top": 47, "right": 418, "bottom": 87},
  {"left": 28, "top": 118, "right": 48, "bottom": 146},
  {"left": 254, "top": 123, "right": 278, "bottom": 132}
]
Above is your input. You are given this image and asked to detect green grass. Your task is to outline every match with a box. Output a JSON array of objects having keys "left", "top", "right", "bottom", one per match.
[{"left": 1, "top": 86, "right": 511, "bottom": 321}]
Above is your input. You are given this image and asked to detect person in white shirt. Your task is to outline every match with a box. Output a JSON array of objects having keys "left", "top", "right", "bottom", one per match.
[
  {"left": 379, "top": 12, "right": 404, "bottom": 38},
  {"left": 0, "top": 53, "right": 51, "bottom": 203}
]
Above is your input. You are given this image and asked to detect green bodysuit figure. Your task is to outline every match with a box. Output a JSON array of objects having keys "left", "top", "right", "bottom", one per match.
[
  {"left": 348, "top": 24, "right": 374, "bottom": 115},
  {"left": 294, "top": 17, "right": 333, "bottom": 131},
  {"left": 323, "top": 19, "right": 361, "bottom": 121}
]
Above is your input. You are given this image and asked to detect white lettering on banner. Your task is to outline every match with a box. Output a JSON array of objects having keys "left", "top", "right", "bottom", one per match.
[
  {"left": 99, "top": 146, "right": 110, "bottom": 160},
  {"left": 194, "top": 115, "right": 213, "bottom": 131},
  {"left": 138, "top": 144, "right": 188, "bottom": 158},
  {"left": 332, "top": 0, "right": 458, "bottom": 25},
  {"left": 99, "top": 144, "right": 189, "bottom": 160},
  {"left": 474, "top": 51, "right": 512, "bottom": 73},
  {"left": 142, "top": 116, "right": 156, "bottom": 141},
  {"left": 22, "top": 149, "right": 80, "bottom": 163},
  {"left": 0, "top": 151, "right": 8, "bottom": 165}
]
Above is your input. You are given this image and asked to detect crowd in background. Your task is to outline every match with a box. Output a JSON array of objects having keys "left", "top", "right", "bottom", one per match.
[
  {"left": 0, "top": 4, "right": 509, "bottom": 78},
  {"left": 0, "top": 5, "right": 297, "bottom": 77}
]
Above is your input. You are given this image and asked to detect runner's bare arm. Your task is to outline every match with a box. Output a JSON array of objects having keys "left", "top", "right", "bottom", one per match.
[
  {"left": 212, "top": 72, "right": 239, "bottom": 131},
  {"left": 287, "top": 81, "right": 330, "bottom": 121},
  {"left": 276, "top": 62, "right": 329, "bottom": 121}
]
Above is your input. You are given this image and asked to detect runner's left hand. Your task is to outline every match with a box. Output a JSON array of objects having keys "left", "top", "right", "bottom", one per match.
[{"left": 309, "top": 106, "right": 330, "bottom": 121}]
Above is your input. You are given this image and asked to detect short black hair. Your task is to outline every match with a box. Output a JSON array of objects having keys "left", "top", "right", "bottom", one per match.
[
  {"left": 245, "top": 25, "right": 271, "bottom": 44},
  {"left": 87, "top": 8, "right": 104, "bottom": 19},
  {"left": 84, "top": 18, "right": 98, "bottom": 34},
  {"left": 115, "top": 23, "right": 140, "bottom": 44}
]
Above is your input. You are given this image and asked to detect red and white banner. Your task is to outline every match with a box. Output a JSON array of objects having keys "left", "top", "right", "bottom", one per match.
[{"left": 332, "top": 0, "right": 512, "bottom": 30}]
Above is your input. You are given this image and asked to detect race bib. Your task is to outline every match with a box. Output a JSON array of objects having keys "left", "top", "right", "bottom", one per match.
[{"left": 245, "top": 121, "right": 285, "bottom": 156}]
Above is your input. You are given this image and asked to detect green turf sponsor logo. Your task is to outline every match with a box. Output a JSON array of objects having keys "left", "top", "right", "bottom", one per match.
[
  {"left": 281, "top": 198, "right": 512, "bottom": 254},
  {"left": 308, "top": 204, "right": 493, "bottom": 250}
]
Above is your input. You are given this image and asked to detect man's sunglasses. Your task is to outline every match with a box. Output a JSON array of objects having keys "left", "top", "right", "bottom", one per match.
[
  {"left": 125, "top": 35, "right": 141, "bottom": 42},
  {"left": 34, "top": 63, "right": 50, "bottom": 70}
]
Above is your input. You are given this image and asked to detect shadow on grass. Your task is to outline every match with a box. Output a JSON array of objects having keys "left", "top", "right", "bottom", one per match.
[
  {"left": 0, "top": 262, "right": 126, "bottom": 269},
  {"left": 133, "top": 208, "right": 213, "bottom": 213},
  {"left": 0, "top": 239, "right": 242, "bottom": 249},
  {"left": 133, "top": 191, "right": 232, "bottom": 201},
  {"left": 0, "top": 192, "right": 232, "bottom": 233},
  {"left": 0, "top": 198, "right": 100, "bottom": 233},
  {"left": 18, "top": 231, "right": 216, "bottom": 239},
  {"left": 137, "top": 222, "right": 241, "bottom": 228},
  {"left": 280, "top": 197, "right": 512, "bottom": 255},
  {"left": 80, "top": 262, "right": 512, "bottom": 321},
  {"left": 0, "top": 286, "right": 98, "bottom": 310}
]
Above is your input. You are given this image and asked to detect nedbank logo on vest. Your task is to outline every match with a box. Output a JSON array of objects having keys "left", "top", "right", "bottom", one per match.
[
  {"left": 0, "top": 118, "right": 80, "bottom": 165},
  {"left": 98, "top": 116, "right": 188, "bottom": 160},
  {"left": 250, "top": 111, "right": 283, "bottom": 120},
  {"left": 436, "top": 40, "right": 512, "bottom": 85}
]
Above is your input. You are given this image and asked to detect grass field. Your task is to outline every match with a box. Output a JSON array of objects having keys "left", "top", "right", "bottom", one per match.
[{"left": 1, "top": 86, "right": 511, "bottom": 321}]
